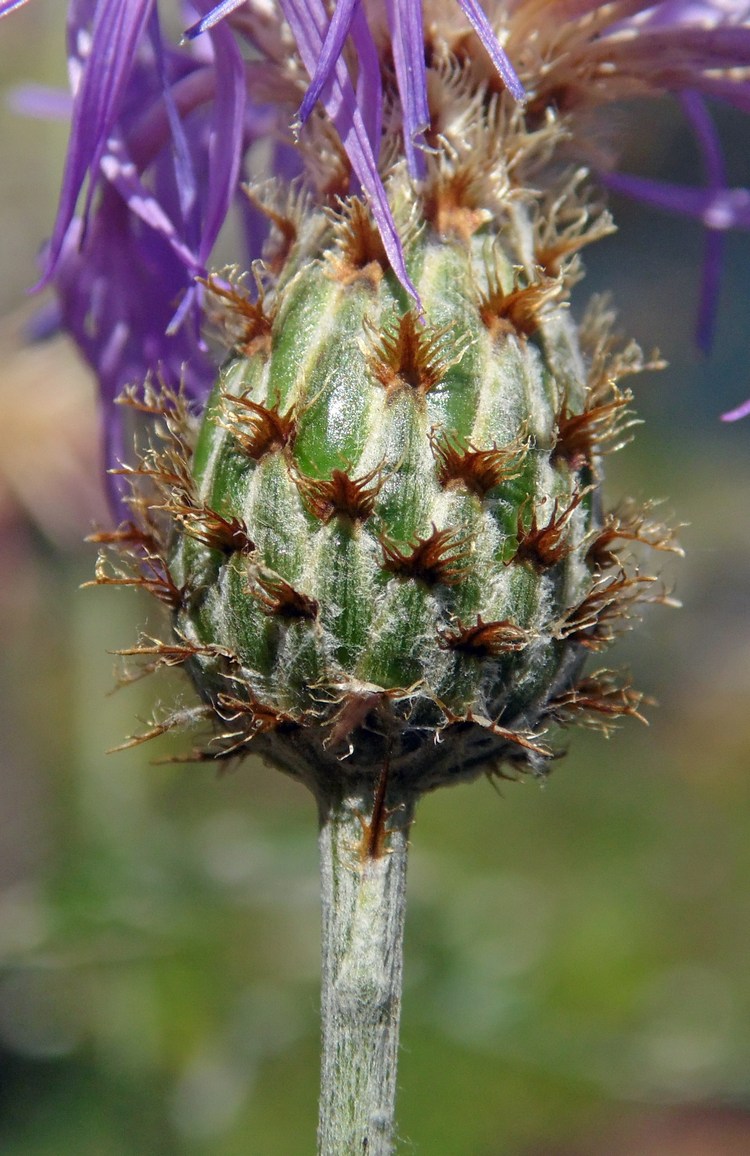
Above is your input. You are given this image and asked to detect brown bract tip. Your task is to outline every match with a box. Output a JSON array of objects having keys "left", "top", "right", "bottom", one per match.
[
  {"left": 251, "top": 571, "right": 319, "bottom": 620},
  {"left": 201, "top": 269, "right": 274, "bottom": 357},
  {"left": 295, "top": 463, "right": 385, "bottom": 523},
  {"left": 221, "top": 394, "right": 297, "bottom": 460},
  {"left": 243, "top": 182, "right": 308, "bottom": 275},
  {"left": 546, "top": 670, "right": 651, "bottom": 732},
  {"left": 163, "top": 499, "right": 255, "bottom": 555},
  {"left": 438, "top": 615, "right": 530, "bottom": 656},
  {"left": 85, "top": 550, "right": 186, "bottom": 610},
  {"left": 108, "top": 704, "right": 212, "bottom": 753},
  {"left": 554, "top": 569, "right": 665, "bottom": 650},
  {"left": 587, "top": 499, "right": 685, "bottom": 570},
  {"left": 366, "top": 310, "right": 464, "bottom": 396},
  {"left": 553, "top": 382, "right": 638, "bottom": 470},
  {"left": 533, "top": 174, "right": 615, "bottom": 282},
  {"left": 440, "top": 704, "right": 552, "bottom": 758},
  {"left": 479, "top": 267, "right": 562, "bottom": 339},
  {"left": 381, "top": 524, "right": 472, "bottom": 586},
  {"left": 511, "top": 487, "right": 591, "bottom": 569},
  {"left": 215, "top": 690, "right": 298, "bottom": 739},
  {"left": 113, "top": 634, "right": 237, "bottom": 682},
  {"left": 430, "top": 426, "right": 528, "bottom": 497},
  {"left": 87, "top": 520, "right": 162, "bottom": 556},
  {"left": 327, "top": 196, "right": 389, "bottom": 285},
  {"left": 423, "top": 165, "right": 492, "bottom": 241}
]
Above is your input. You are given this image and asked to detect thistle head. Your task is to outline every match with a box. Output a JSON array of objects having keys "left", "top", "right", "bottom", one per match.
[{"left": 5, "top": 0, "right": 746, "bottom": 796}]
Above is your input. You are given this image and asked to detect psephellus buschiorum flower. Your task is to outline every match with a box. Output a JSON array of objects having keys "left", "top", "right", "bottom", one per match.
[{"left": 4, "top": 1, "right": 750, "bottom": 1153}]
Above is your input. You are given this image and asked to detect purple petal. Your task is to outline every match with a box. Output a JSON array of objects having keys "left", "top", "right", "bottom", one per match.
[
  {"left": 7, "top": 84, "right": 73, "bottom": 119},
  {"left": 386, "top": 0, "right": 430, "bottom": 176},
  {"left": 350, "top": 4, "right": 383, "bottom": 152},
  {"left": 98, "top": 134, "right": 200, "bottom": 272},
  {"left": 681, "top": 91, "right": 725, "bottom": 350},
  {"left": 695, "top": 227, "right": 724, "bottom": 353},
  {"left": 297, "top": 0, "right": 359, "bottom": 128},
  {"left": 194, "top": 2, "right": 246, "bottom": 265},
  {"left": 0, "top": 0, "right": 33, "bottom": 15},
  {"left": 183, "top": 0, "right": 246, "bottom": 41},
  {"left": 456, "top": 0, "right": 525, "bottom": 101},
  {"left": 42, "top": 0, "right": 156, "bottom": 282},
  {"left": 721, "top": 397, "right": 750, "bottom": 421},
  {"left": 279, "top": 0, "right": 422, "bottom": 307},
  {"left": 604, "top": 170, "right": 750, "bottom": 229}
]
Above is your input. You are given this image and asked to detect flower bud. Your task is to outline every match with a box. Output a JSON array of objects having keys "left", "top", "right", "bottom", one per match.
[{"left": 99, "top": 157, "right": 676, "bottom": 798}]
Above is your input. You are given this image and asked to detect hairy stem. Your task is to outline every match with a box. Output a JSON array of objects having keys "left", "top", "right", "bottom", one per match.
[{"left": 317, "top": 780, "right": 416, "bottom": 1156}]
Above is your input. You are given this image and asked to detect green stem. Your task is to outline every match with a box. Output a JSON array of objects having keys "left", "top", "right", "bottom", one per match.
[{"left": 317, "top": 780, "right": 416, "bottom": 1156}]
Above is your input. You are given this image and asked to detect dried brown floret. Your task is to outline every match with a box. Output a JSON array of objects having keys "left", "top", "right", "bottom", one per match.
[
  {"left": 430, "top": 427, "right": 528, "bottom": 497},
  {"left": 221, "top": 394, "right": 297, "bottom": 460},
  {"left": 511, "top": 487, "right": 591, "bottom": 569},
  {"left": 365, "top": 310, "right": 468, "bottom": 396},
  {"left": 295, "top": 463, "right": 385, "bottom": 523},
  {"left": 381, "top": 524, "right": 472, "bottom": 586},
  {"left": 437, "top": 615, "right": 530, "bottom": 656}
]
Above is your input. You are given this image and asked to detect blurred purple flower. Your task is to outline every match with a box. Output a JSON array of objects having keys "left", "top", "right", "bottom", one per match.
[{"left": 1, "top": 0, "right": 750, "bottom": 484}]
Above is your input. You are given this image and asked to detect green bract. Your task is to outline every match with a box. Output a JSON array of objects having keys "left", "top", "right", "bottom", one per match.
[{"left": 98, "top": 116, "right": 675, "bottom": 800}]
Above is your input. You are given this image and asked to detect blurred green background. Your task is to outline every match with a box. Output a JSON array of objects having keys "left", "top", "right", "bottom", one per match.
[{"left": 1, "top": 5, "right": 750, "bottom": 1154}]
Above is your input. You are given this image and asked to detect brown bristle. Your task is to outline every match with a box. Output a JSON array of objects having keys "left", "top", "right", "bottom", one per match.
[
  {"left": 366, "top": 310, "right": 461, "bottom": 396},
  {"left": 113, "top": 635, "right": 236, "bottom": 680},
  {"left": 555, "top": 570, "right": 661, "bottom": 651},
  {"left": 243, "top": 186, "right": 300, "bottom": 275},
  {"left": 215, "top": 690, "right": 298, "bottom": 737},
  {"left": 381, "top": 524, "right": 472, "bottom": 586},
  {"left": 221, "top": 394, "right": 297, "bottom": 460},
  {"left": 164, "top": 500, "right": 255, "bottom": 555},
  {"left": 439, "top": 705, "right": 552, "bottom": 757},
  {"left": 511, "top": 488, "right": 590, "bottom": 569},
  {"left": 252, "top": 572, "right": 319, "bottom": 620},
  {"left": 201, "top": 271, "right": 274, "bottom": 357},
  {"left": 553, "top": 384, "right": 637, "bottom": 469},
  {"left": 85, "top": 551, "right": 186, "bottom": 609},
  {"left": 430, "top": 427, "right": 527, "bottom": 496},
  {"left": 328, "top": 197, "right": 388, "bottom": 284},
  {"left": 87, "top": 520, "right": 161, "bottom": 555},
  {"left": 479, "top": 269, "right": 561, "bottom": 339},
  {"left": 533, "top": 180, "right": 616, "bottom": 281},
  {"left": 438, "top": 615, "right": 530, "bottom": 656},
  {"left": 546, "top": 670, "right": 650, "bottom": 730},
  {"left": 109, "top": 704, "right": 213, "bottom": 753},
  {"left": 295, "top": 464, "right": 384, "bottom": 523},
  {"left": 587, "top": 500, "right": 685, "bottom": 570},
  {"left": 423, "top": 167, "right": 490, "bottom": 240}
]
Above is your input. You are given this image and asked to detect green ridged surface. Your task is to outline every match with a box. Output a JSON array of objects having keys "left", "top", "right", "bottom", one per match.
[{"left": 170, "top": 218, "right": 595, "bottom": 763}]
